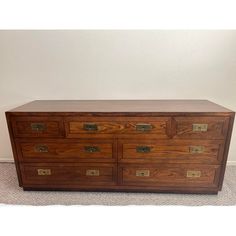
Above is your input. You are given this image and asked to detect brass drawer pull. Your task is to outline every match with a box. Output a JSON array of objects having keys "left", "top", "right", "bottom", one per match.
[
  {"left": 136, "top": 123, "right": 153, "bottom": 132},
  {"left": 83, "top": 123, "right": 98, "bottom": 131},
  {"left": 35, "top": 145, "right": 48, "bottom": 153},
  {"left": 37, "top": 169, "right": 51, "bottom": 175},
  {"left": 31, "top": 123, "right": 46, "bottom": 131},
  {"left": 192, "top": 124, "right": 208, "bottom": 132},
  {"left": 186, "top": 170, "right": 201, "bottom": 178},
  {"left": 86, "top": 169, "right": 100, "bottom": 176},
  {"left": 136, "top": 146, "right": 151, "bottom": 153},
  {"left": 84, "top": 146, "right": 100, "bottom": 153},
  {"left": 136, "top": 170, "right": 150, "bottom": 177},
  {"left": 189, "top": 146, "right": 205, "bottom": 154}
]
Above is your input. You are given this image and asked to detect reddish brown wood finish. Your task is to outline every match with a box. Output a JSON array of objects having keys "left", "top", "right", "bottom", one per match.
[
  {"left": 5, "top": 100, "right": 235, "bottom": 194},
  {"left": 8, "top": 100, "right": 233, "bottom": 113},
  {"left": 218, "top": 113, "right": 235, "bottom": 190},
  {"left": 119, "top": 163, "right": 220, "bottom": 188},
  {"left": 11, "top": 116, "right": 64, "bottom": 138},
  {"left": 118, "top": 139, "right": 225, "bottom": 164},
  {"left": 16, "top": 139, "right": 116, "bottom": 163},
  {"left": 65, "top": 116, "right": 171, "bottom": 139},
  {"left": 20, "top": 163, "right": 117, "bottom": 185},
  {"left": 173, "top": 116, "right": 230, "bottom": 139}
]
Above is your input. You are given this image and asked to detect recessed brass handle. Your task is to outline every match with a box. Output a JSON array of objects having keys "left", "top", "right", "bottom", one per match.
[
  {"left": 136, "top": 123, "right": 153, "bottom": 132},
  {"left": 189, "top": 146, "right": 205, "bottom": 154},
  {"left": 186, "top": 170, "right": 201, "bottom": 178},
  {"left": 136, "top": 146, "right": 151, "bottom": 153},
  {"left": 136, "top": 170, "right": 150, "bottom": 177},
  {"left": 83, "top": 123, "right": 98, "bottom": 131},
  {"left": 35, "top": 145, "right": 49, "bottom": 153},
  {"left": 192, "top": 124, "right": 208, "bottom": 132},
  {"left": 31, "top": 123, "right": 46, "bottom": 131},
  {"left": 37, "top": 169, "right": 51, "bottom": 175},
  {"left": 84, "top": 146, "right": 100, "bottom": 153},
  {"left": 86, "top": 169, "right": 100, "bottom": 176}
]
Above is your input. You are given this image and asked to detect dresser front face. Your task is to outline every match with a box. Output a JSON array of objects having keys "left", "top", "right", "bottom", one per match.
[{"left": 6, "top": 102, "right": 234, "bottom": 194}]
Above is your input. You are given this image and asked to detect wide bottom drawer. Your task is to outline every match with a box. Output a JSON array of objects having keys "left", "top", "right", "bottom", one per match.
[
  {"left": 20, "top": 163, "right": 116, "bottom": 186},
  {"left": 19, "top": 163, "right": 221, "bottom": 192},
  {"left": 119, "top": 164, "right": 221, "bottom": 188}
]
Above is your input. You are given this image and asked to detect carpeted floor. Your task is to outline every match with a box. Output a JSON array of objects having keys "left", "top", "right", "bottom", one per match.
[{"left": 0, "top": 163, "right": 235, "bottom": 206}]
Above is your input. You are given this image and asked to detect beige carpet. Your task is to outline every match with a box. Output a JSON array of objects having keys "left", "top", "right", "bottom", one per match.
[{"left": 0, "top": 163, "right": 236, "bottom": 206}]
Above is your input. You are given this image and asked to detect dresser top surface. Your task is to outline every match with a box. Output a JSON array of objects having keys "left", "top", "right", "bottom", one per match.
[{"left": 7, "top": 100, "right": 233, "bottom": 113}]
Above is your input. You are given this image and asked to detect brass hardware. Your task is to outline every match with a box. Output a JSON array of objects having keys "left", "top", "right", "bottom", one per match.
[
  {"left": 31, "top": 123, "right": 46, "bottom": 131},
  {"left": 192, "top": 124, "right": 208, "bottom": 132},
  {"left": 35, "top": 145, "right": 49, "bottom": 153},
  {"left": 37, "top": 169, "right": 51, "bottom": 175},
  {"left": 186, "top": 170, "right": 201, "bottom": 178},
  {"left": 189, "top": 146, "right": 205, "bottom": 154},
  {"left": 83, "top": 123, "right": 98, "bottom": 131},
  {"left": 136, "top": 123, "right": 152, "bottom": 132},
  {"left": 136, "top": 170, "right": 150, "bottom": 177},
  {"left": 84, "top": 146, "right": 100, "bottom": 153},
  {"left": 136, "top": 146, "right": 151, "bottom": 153},
  {"left": 86, "top": 169, "right": 100, "bottom": 176}
]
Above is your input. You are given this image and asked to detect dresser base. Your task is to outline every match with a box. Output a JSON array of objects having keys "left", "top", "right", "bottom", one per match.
[{"left": 22, "top": 186, "right": 219, "bottom": 194}]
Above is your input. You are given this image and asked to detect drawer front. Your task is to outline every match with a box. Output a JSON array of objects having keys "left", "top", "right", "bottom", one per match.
[
  {"left": 20, "top": 163, "right": 116, "bottom": 185},
  {"left": 119, "top": 140, "right": 225, "bottom": 164},
  {"left": 11, "top": 116, "right": 64, "bottom": 137},
  {"left": 17, "top": 140, "right": 115, "bottom": 162},
  {"left": 119, "top": 164, "right": 220, "bottom": 188},
  {"left": 65, "top": 117, "right": 171, "bottom": 138},
  {"left": 174, "top": 116, "right": 229, "bottom": 139}
]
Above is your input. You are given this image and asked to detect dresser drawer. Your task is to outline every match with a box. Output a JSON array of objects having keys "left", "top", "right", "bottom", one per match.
[
  {"left": 119, "top": 140, "right": 225, "bottom": 164},
  {"left": 65, "top": 117, "right": 171, "bottom": 138},
  {"left": 173, "top": 116, "right": 229, "bottom": 139},
  {"left": 20, "top": 163, "right": 116, "bottom": 185},
  {"left": 16, "top": 139, "right": 115, "bottom": 162},
  {"left": 11, "top": 116, "right": 64, "bottom": 138},
  {"left": 119, "top": 164, "right": 220, "bottom": 188}
]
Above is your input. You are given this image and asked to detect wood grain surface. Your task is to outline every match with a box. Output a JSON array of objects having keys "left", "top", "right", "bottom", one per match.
[{"left": 6, "top": 100, "right": 235, "bottom": 193}]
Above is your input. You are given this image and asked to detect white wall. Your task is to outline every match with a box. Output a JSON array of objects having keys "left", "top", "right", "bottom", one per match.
[{"left": 0, "top": 30, "right": 236, "bottom": 163}]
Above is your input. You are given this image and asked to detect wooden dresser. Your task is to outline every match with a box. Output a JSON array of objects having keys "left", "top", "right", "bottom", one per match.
[{"left": 6, "top": 100, "right": 234, "bottom": 194}]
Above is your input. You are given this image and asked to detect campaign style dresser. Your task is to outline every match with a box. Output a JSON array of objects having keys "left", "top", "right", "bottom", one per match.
[{"left": 6, "top": 100, "right": 234, "bottom": 194}]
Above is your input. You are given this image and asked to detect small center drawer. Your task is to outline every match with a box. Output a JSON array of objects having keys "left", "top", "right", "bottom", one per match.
[
  {"left": 17, "top": 139, "right": 115, "bottom": 162},
  {"left": 11, "top": 116, "right": 64, "bottom": 137},
  {"left": 119, "top": 140, "right": 225, "bottom": 164},
  {"left": 20, "top": 163, "right": 116, "bottom": 185},
  {"left": 119, "top": 164, "right": 220, "bottom": 188}
]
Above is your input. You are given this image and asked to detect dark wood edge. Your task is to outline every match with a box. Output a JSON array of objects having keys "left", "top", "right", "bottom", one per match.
[
  {"left": 218, "top": 112, "right": 235, "bottom": 190},
  {"left": 166, "top": 118, "right": 173, "bottom": 138},
  {"left": 22, "top": 186, "right": 219, "bottom": 194},
  {"left": 5, "top": 112, "right": 23, "bottom": 186},
  {"left": 213, "top": 165, "right": 222, "bottom": 189},
  {"left": 114, "top": 138, "right": 118, "bottom": 182},
  {"left": 6, "top": 111, "right": 235, "bottom": 117}
]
